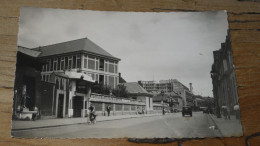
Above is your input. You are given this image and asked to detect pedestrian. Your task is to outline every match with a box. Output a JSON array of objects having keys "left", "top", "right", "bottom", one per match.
[
  {"left": 88, "top": 104, "right": 96, "bottom": 124},
  {"left": 106, "top": 105, "right": 111, "bottom": 117},
  {"left": 223, "top": 107, "right": 227, "bottom": 120},
  {"left": 142, "top": 107, "right": 145, "bottom": 115},
  {"left": 227, "top": 106, "right": 231, "bottom": 120}
]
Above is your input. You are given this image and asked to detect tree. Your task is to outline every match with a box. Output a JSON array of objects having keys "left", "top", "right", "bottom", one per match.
[{"left": 112, "top": 84, "right": 128, "bottom": 98}]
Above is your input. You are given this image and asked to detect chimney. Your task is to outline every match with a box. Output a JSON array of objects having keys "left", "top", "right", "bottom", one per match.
[{"left": 189, "top": 83, "right": 193, "bottom": 93}]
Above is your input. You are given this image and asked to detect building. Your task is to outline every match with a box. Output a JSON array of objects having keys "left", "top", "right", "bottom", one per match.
[
  {"left": 33, "top": 37, "right": 121, "bottom": 89},
  {"left": 13, "top": 46, "right": 48, "bottom": 120},
  {"left": 211, "top": 30, "right": 239, "bottom": 118},
  {"left": 138, "top": 79, "right": 193, "bottom": 107},
  {"left": 17, "top": 37, "right": 122, "bottom": 119},
  {"left": 121, "top": 82, "right": 154, "bottom": 113}
]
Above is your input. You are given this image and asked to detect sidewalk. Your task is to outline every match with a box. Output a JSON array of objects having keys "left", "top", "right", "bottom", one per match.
[
  {"left": 209, "top": 114, "right": 243, "bottom": 137},
  {"left": 12, "top": 113, "right": 161, "bottom": 131}
]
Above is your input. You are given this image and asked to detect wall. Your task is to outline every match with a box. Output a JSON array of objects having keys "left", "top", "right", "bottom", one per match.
[{"left": 0, "top": 1, "right": 260, "bottom": 146}]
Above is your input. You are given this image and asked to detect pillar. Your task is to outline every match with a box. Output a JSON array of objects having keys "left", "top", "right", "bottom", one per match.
[
  {"left": 113, "top": 103, "right": 116, "bottom": 116},
  {"left": 102, "top": 103, "right": 105, "bottom": 116},
  {"left": 122, "top": 104, "right": 124, "bottom": 115},
  {"left": 82, "top": 97, "right": 85, "bottom": 118}
]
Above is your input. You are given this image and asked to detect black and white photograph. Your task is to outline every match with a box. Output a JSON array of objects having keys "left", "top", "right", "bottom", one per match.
[{"left": 11, "top": 7, "right": 243, "bottom": 138}]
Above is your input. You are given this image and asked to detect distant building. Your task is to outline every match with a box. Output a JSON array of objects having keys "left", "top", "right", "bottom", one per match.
[
  {"left": 211, "top": 30, "right": 239, "bottom": 117},
  {"left": 138, "top": 79, "right": 193, "bottom": 106},
  {"left": 122, "top": 82, "right": 154, "bottom": 113}
]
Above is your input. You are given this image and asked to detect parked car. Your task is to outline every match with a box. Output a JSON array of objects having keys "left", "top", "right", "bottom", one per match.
[{"left": 182, "top": 106, "right": 192, "bottom": 117}]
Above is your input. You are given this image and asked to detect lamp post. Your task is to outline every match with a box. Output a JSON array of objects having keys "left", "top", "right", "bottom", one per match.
[{"left": 161, "top": 90, "right": 165, "bottom": 115}]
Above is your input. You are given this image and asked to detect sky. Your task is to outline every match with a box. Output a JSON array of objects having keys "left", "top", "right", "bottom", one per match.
[{"left": 18, "top": 7, "right": 229, "bottom": 97}]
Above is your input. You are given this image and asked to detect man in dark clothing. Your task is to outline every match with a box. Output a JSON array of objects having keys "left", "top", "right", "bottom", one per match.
[
  {"left": 107, "top": 105, "right": 111, "bottom": 116},
  {"left": 89, "top": 105, "right": 96, "bottom": 122}
]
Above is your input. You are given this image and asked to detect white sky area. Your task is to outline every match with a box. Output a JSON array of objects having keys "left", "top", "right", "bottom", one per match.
[{"left": 18, "top": 7, "right": 229, "bottom": 97}]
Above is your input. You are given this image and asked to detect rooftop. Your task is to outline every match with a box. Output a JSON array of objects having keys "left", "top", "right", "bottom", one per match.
[{"left": 32, "top": 37, "right": 120, "bottom": 61}]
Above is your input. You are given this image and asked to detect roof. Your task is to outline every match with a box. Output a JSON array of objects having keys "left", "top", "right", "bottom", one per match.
[
  {"left": 122, "top": 82, "right": 152, "bottom": 97},
  {"left": 32, "top": 37, "right": 120, "bottom": 61},
  {"left": 18, "top": 46, "right": 41, "bottom": 57}
]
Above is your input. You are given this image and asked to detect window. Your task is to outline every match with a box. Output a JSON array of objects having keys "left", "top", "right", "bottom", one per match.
[
  {"left": 68, "top": 57, "right": 73, "bottom": 69},
  {"left": 53, "top": 59, "right": 58, "bottom": 71},
  {"left": 99, "top": 59, "right": 104, "bottom": 71},
  {"left": 47, "top": 59, "right": 51, "bottom": 71},
  {"left": 65, "top": 57, "right": 68, "bottom": 69},
  {"left": 109, "top": 76, "right": 114, "bottom": 88},
  {"left": 88, "top": 59, "right": 95, "bottom": 70},
  {"left": 61, "top": 58, "right": 65, "bottom": 70},
  {"left": 76, "top": 55, "right": 81, "bottom": 68},
  {"left": 73, "top": 56, "right": 76, "bottom": 68},
  {"left": 50, "top": 59, "right": 53, "bottom": 71},
  {"left": 57, "top": 58, "right": 61, "bottom": 70},
  {"left": 109, "top": 64, "right": 114, "bottom": 73},
  {"left": 115, "top": 65, "right": 118, "bottom": 74}
]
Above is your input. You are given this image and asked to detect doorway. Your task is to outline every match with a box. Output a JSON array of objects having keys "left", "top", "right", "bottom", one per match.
[
  {"left": 73, "top": 96, "right": 83, "bottom": 117},
  {"left": 57, "top": 94, "right": 64, "bottom": 118}
]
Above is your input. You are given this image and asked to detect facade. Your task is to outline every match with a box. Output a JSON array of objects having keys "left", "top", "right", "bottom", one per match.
[
  {"left": 122, "top": 82, "right": 155, "bottom": 113},
  {"left": 27, "top": 37, "right": 122, "bottom": 119},
  {"left": 211, "top": 31, "right": 239, "bottom": 117},
  {"left": 138, "top": 79, "right": 193, "bottom": 107},
  {"left": 33, "top": 37, "right": 121, "bottom": 89},
  {"left": 13, "top": 46, "right": 47, "bottom": 120}
]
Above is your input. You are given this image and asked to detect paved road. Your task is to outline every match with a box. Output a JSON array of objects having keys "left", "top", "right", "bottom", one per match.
[{"left": 12, "top": 112, "right": 221, "bottom": 138}]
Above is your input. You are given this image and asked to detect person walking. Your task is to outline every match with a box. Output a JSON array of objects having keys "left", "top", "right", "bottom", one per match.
[
  {"left": 227, "top": 106, "right": 231, "bottom": 120},
  {"left": 106, "top": 105, "right": 111, "bottom": 117}
]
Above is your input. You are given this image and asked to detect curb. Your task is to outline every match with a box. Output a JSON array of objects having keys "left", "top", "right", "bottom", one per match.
[
  {"left": 208, "top": 114, "right": 223, "bottom": 137},
  {"left": 12, "top": 114, "right": 161, "bottom": 131}
]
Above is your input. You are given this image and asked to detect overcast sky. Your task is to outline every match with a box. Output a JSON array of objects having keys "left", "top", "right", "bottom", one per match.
[{"left": 18, "top": 7, "right": 228, "bottom": 97}]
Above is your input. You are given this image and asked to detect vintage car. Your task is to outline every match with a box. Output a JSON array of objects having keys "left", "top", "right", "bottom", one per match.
[{"left": 182, "top": 106, "right": 192, "bottom": 117}]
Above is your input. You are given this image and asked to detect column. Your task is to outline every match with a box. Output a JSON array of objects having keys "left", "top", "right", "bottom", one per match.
[
  {"left": 81, "top": 54, "right": 84, "bottom": 70},
  {"left": 122, "top": 104, "right": 124, "bottom": 115},
  {"left": 102, "top": 103, "right": 105, "bottom": 116},
  {"left": 113, "top": 104, "right": 116, "bottom": 116}
]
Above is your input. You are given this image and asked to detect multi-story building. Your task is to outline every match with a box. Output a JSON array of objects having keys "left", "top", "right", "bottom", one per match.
[
  {"left": 138, "top": 79, "right": 193, "bottom": 107},
  {"left": 211, "top": 30, "right": 239, "bottom": 118},
  {"left": 29, "top": 37, "right": 122, "bottom": 118},
  {"left": 33, "top": 37, "right": 120, "bottom": 89}
]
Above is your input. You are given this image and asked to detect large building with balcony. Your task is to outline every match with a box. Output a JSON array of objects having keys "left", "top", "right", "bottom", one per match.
[{"left": 29, "top": 37, "right": 121, "bottom": 118}]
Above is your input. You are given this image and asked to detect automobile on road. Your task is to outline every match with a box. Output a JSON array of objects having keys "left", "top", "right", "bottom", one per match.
[{"left": 182, "top": 106, "right": 192, "bottom": 117}]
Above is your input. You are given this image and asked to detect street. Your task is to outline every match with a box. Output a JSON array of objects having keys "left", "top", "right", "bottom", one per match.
[{"left": 12, "top": 112, "right": 221, "bottom": 138}]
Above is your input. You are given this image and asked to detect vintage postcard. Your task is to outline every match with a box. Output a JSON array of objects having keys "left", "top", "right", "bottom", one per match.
[{"left": 11, "top": 7, "right": 243, "bottom": 138}]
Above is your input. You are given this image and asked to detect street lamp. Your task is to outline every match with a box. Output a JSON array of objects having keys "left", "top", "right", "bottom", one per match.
[{"left": 161, "top": 90, "right": 165, "bottom": 115}]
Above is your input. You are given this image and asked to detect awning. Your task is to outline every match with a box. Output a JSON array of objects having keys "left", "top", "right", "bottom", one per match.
[{"left": 65, "top": 71, "right": 95, "bottom": 82}]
